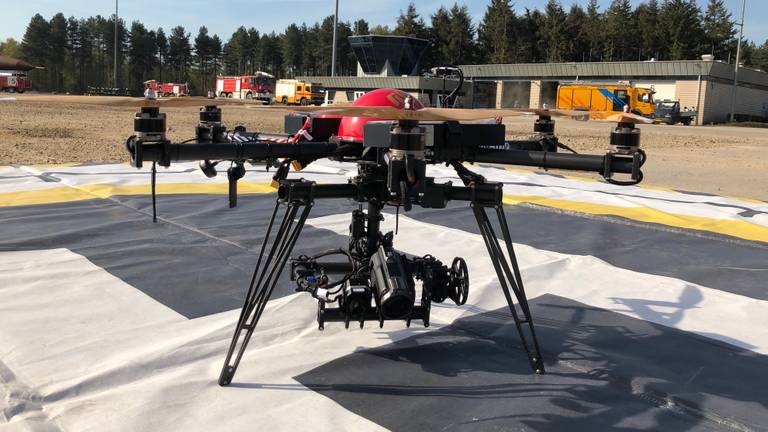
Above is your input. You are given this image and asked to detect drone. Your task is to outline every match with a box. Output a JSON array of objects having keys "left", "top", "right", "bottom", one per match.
[{"left": 124, "top": 87, "right": 650, "bottom": 386}]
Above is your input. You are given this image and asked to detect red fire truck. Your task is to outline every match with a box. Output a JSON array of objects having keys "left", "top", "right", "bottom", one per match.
[
  {"left": 144, "top": 80, "right": 189, "bottom": 97},
  {"left": 0, "top": 71, "right": 31, "bottom": 93},
  {"left": 216, "top": 72, "right": 275, "bottom": 103}
]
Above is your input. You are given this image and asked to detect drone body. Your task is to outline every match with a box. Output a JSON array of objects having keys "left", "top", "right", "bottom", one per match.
[{"left": 125, "top": 86, "right": 649, "bottom": 386}]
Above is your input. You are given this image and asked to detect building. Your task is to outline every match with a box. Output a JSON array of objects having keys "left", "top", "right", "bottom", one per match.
[
  {"left": 300, "top": 35, "right": 475, "bottom": 108},
  {"left": 350, "top": 35, "right": 429, "bottom": 77},
  {"left": 303, "top": 37, "right": 768, "bottom": 124},
  {"left": 462, "top": 58, "right": 768, "bottom": 125}
]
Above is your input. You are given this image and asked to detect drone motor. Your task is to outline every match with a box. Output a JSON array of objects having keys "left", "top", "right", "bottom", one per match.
[
  {"left": 387, "top": 118, "right": 428, "bottom": 209},
  {"left": 133, "top": 106, "right": 166, "bottom": 143},
  {"left": 610, "top": 121, "right": 642, "bottom": 155},
  {"left": 196, "top": 105, "right": 227, "bottom": 143}
]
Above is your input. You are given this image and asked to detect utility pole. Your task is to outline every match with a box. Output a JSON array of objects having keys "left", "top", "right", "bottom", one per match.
[
  {"left": 331, "top": 0, "right": 339, "bottom": 76},
  {"left": 730, "top": 0, "right": 746, "bottom": 122},
  {"left": 114, "top": 0, "right": 118, "bottom": 88}
]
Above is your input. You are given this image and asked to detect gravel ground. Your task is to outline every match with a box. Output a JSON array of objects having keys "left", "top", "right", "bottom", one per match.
[{"left": 1, "top": 94, "right": 766, "bottom": 201}]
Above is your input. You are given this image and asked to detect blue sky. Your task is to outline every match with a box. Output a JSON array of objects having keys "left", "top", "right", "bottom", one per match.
[{"left": 1, "top": 1, "right": 765, "bottom": 45}]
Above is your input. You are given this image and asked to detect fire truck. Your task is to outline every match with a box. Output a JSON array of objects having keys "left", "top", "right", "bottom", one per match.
[
  {"left": 275, "top": 79, "right": 325, "bottom": 106},
  {"left": 144, "top": 80, "right": 189, "bottom": 97},
  {"left": 216, "top": 72, "right": 275, "bottom": 103},
  {"left": 0, "top": 71, "right": 31, "bottom": 93}
]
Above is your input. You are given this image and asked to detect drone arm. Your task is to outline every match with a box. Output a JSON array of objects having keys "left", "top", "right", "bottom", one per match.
[
  {"left": 127, "top": 138, "right": 339, "bottom": 168},
  {"left": 470, "top": 148, "right": 643, "bottom": 182}
]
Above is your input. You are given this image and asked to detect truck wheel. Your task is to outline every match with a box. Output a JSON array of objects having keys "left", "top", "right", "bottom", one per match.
[
  {"left": 245, "top": 92, "right": 253, "bottom": 100},
  {"left": 300, "top": 98, "right": 308, "bottom": 106},
  {"left": 683, "top": 119, "right": 691, "bottom": 126},
  {"left": 282, "top": 97, "right": 288, "bottom": 105}
]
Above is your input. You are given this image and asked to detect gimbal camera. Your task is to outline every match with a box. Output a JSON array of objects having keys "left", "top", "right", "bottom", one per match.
[{"left": 126, "top": 88, "right": 647, "bottom": 386}]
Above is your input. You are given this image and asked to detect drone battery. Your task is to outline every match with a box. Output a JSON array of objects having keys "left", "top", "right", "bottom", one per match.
[
  {"left": 363, "top": 121, "right": 506, "bottom": 162},
  {"left": 284, "top": 114, "right": 341, "bottom": 140},
  {"left": 284, "top": 115, "right": 307, "bottom": 135}
]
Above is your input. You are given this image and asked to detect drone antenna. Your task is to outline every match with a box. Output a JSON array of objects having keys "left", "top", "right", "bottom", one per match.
[{"left": 151, "top": 161, "right": 158, "bottom": 223}]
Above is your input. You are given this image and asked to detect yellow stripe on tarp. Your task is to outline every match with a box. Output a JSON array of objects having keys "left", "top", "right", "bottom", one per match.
[
  {"left": 503, "top": 194, "right": 768, "bottom": 243},
  {"left": 0, "top": 182, "right": 276, "bottom": 207},
  {"left": 2, "top": 182, "right": 766, "bottom": 243}
]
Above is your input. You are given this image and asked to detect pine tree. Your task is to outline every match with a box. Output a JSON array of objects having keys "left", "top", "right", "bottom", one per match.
[
  {"left": 353, "top": 19, "right": 370, "bottom": 36},
  {"left": 604, "top": 0, "right": 637, "bottom": 60},
  {"left": 194, "top": 26, "right": 213, "bottom": 92},
  {"left": 703, "top": 0, "right": 736, "bottom": 60},
  {"left": 155, "top": 28, "right": 167, "bottom": 82},
  {"left": 167, "top": 26, "right": 192, "bottom": 82},
  {"left": 318, "top": 16, "right": 337, "bottom": 75},
  {"left": 246, "top": 28, "right": 260, "bottom": 73},
  {"left": 753, "top": 40, "right": 768, "bottom": 71},
  {"left": 583, "top": 0, "right": 605, "bottom": 61},
  {"left": 394, "top": 2, "right": 428, "bottom": 39},
  {"left": 564, "top": 4, "right": 589, "bottom": 61},
  {"left": 86, "top": 16, "right": 108, "bottom": 86},
  {"left": 430, "top": 7, "right": 452, "bottom": 66},
  {"left": 22, "top": 14, "right": 51, "bottom": 89},
  {"left": 223, "top": 27, "right": 249, "bottom": 75},
  {"left": 540, "top": 0, "right": 568, "bottom": 62},
  {"left": 514, "top": 8, "right": 542, "bottom": 62},
  {"left": 446, "top": 4, "right": 476, "bottom": 65},
  {"left": 659, "top": 0, "right": 705, "bottom": 60},
  {"left": 336, "top": 22, "right": 356, "bottom": 75},
  {"left": 636, "top": 0, "right": 663, "bottom": 60},
  {"left": 74, "top": 18, "right": 94, "bottom": 90},
  {"left": 282, "top": 24, "right": 304, "bottom": 77},
  {"left": 49, "top": 13, "right": 68, "bottom": 91},
  {"left": 128, "top": 21, "right": 156, "bottom": 91},
  {"left": 209, "top": 35, "right": 223, "bottom": 79},
  {"left": 104, "top": 14, "right": 127, "bottom": 87},
  {"left": 260, "top": 32, "right": 283, "bottom": 76},
  {"left": 477, "top": 0, "right": 515, "bottom": 64}
]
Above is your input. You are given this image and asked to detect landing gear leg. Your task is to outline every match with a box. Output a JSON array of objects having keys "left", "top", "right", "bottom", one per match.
[
  {"left": 471, "top": 203, "right": 545, "bottom": 374},
  {"left": 218, "top": 194, "right": 313, "bottom": 386}
]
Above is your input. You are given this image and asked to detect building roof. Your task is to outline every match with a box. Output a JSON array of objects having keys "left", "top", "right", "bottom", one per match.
[
  {"left": 296, "top": 76, "right": 463, "bottom": 91},
  {"left": 303, "top": 60, "right": 768, "bottom": 91},
  {"left": 0, "top": 55, "right": 37, "bottom": 71},
  {"left": 459, "top": 60, "right": 768, "bottom": 88}
]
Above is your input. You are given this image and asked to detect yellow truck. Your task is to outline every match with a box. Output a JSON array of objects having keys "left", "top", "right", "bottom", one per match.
[
  {"left": 556, "top": 84, "right": 655, "bottom": 119},
  {"left": 275, "top": 79, "right": 325, "bottom": 106}
]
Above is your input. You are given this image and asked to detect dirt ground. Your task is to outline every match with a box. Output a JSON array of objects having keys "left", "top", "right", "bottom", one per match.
[{"left": 1, "top": 94, "right": 766, "bottom": 201}]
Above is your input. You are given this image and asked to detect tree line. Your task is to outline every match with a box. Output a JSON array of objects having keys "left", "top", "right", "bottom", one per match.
[{"left": 2, "top": 0, "right": 768, "bottom": 95}]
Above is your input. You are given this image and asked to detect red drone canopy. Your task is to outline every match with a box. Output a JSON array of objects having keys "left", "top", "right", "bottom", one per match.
[{"left": 336, "top": 88, "right": 425, "bottom": 142}]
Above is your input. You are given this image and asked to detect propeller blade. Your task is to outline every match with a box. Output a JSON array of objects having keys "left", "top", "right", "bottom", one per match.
[
  {"left": 245, "top": 106, "right": 589, "bottom": 121},
  {"left": 603, "top": 112, "right": 654, "bottom": 124},
  {"left": 128, "top": 97, "right": 256, "bottom": 108}
]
